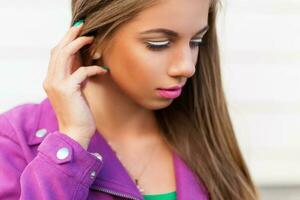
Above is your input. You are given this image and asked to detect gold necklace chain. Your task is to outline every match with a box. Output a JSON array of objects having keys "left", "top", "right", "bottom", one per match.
[{"left": 108, "top": 140, "right": 160, "bottom": 194}]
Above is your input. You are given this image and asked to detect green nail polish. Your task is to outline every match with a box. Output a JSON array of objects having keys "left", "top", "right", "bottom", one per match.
[
  {"left": 100, "top": 66, "right": 110, "bottom": 72},
  {"left": 73, "top": 19, "right": 84, "bottom": 27}
]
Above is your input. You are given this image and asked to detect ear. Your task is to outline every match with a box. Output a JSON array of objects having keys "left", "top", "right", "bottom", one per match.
[{"left": 92, "top": 51, "right": 101, "bottom": 60}]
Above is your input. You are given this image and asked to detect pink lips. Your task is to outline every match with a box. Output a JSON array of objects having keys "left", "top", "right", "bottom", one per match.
[{"left": 157, "top": 87, "right": 182, "bottom": 99}]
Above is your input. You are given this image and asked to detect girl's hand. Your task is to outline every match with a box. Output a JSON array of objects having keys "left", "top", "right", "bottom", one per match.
[{"left": 43, "top": 21, "right": 108, "bottom": 150}]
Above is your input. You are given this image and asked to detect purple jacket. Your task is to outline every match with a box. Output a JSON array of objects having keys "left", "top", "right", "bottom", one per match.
[{"left": 0, "top": 98, "right": 208, "bottom": 200}]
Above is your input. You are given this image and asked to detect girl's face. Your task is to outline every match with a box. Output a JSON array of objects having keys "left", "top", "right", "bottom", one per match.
[{"left": 100, "top": 0, "right": 210, "bottom": 110}]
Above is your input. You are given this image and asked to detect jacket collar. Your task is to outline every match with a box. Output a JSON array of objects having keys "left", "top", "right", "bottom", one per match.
[
  {"left": 38, "top": 98, "right": 208, "bottom": 200},
  {"left": 89, "top": 131, "right": 208, "bottom": 200}
]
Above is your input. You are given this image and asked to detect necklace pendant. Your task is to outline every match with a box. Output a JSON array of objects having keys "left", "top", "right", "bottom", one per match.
[{"left": 135, "top": 179, "right": 144, "bottom": 194}]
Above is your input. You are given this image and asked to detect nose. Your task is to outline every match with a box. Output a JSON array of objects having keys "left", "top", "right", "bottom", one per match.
[{"left": 167, "top": 45, "right": 196, "bottom": 78}]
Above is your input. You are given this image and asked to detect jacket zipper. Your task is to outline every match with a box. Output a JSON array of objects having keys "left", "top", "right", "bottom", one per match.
[{"left": 90, "top": 186, "right": 141, "bottom": 200}]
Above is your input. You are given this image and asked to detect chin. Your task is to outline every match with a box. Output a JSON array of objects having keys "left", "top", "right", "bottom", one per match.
[{"left": 142, "top": 99, "right": 174, "bottom": 110}]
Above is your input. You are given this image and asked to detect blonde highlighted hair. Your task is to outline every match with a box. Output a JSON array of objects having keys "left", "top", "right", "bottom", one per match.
[{"left": 71, "top": 0, "right": 260, "bottom": 199}]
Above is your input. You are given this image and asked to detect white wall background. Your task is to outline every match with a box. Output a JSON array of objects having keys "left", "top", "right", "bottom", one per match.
[
  {"left": 218, "top": 0, "right": 300, "bottom": 187},
  {"left": 1, "top": 0, "right": 299, "bottom": 189}
]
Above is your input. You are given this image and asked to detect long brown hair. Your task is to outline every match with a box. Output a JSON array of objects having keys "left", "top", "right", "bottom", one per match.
[{"left": 71, "top": 0, "right": 260, "bottom": 199}]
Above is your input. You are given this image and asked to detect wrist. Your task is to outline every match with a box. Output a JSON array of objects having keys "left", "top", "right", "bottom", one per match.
[{"left": 59, "top": 129, "right": 91, "bottom": 150}]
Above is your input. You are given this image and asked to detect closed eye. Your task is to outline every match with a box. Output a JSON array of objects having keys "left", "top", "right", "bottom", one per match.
[{"left": 145, "top": 38, "right": 204, "bottom": 51}]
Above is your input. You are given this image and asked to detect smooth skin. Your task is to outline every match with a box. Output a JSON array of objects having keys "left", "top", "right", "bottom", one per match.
[
  {"left": 83, "top": 0, "right": 209, "bottom": 146},
  {"left": 43, "top": 23, "right": 108, "bottom": 150},
  {"left": 43, "top": 0, "right": 210, "bottom": 194}
]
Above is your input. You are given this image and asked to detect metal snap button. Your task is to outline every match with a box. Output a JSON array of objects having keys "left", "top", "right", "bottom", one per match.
[
  {"left": 90, "top": 152, "right": 103, "bottom": 161},
  {"left": 90, "top": 170, "right": 96, "bottom": 179},
  {"left": 56, "top": 147, "right": 70, "bottom": 160},
  {"left": 35, "top": 128, "right": 47, "bottom": 138}
]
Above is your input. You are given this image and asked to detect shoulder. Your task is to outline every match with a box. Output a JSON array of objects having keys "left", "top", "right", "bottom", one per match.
[{"left": 0, "top": 97, "right": 58, "bottom": 146}]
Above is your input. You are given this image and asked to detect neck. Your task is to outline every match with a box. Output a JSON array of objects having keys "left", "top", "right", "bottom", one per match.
[{"left": 82, "top": 75, "right": 161, "bottom": 144}]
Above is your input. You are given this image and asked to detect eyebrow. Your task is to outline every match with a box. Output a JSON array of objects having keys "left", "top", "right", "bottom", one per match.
[{"left": 140, "top": 25, "right": 209, "bottom": 37}]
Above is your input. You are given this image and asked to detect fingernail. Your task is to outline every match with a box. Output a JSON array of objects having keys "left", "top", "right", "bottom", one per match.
[
  {"left": 99, "top": 66, "right": 110, "bottom": 72},
  {"left": 73, "top": 19, "right": 85, "bottom": 27}
]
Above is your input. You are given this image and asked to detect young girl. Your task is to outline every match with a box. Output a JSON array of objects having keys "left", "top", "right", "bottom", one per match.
[{"left": 0, "top": 0, "right": 259, "bottom": 199}]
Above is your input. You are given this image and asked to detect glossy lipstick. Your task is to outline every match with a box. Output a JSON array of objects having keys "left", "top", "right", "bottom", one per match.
[{"left": 157, "top": 86, "right": 182, "bottom": 99}]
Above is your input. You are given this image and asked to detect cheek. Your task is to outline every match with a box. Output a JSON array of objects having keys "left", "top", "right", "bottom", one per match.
[
  {"left": 107, "top": 41, "right": 165, "bottom": 98},
  {"left": 121, "top": 46, "right": 164, "bottom": 86}
]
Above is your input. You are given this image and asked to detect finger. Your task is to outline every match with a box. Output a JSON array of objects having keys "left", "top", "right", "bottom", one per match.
[
  {"left": 55, "top": 36, "right": 95, "bottom": 76},
  {"left": 69, "top": 66, "right": 108, "bottom": 86},
  {"left": 46, "top": 25, "right": 84, "bottom": 80},
  {"left": 46, "top": 47, "right": 59, "bottom": 80},
  {"left": 57, "top": 23, "right": 84, "bottom": 48},
  {"left": 64, "top": 36, "right": 94, "bottom": 56}
]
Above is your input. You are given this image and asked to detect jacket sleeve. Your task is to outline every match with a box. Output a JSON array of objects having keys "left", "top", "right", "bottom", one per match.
[{"left": 0, "top": 115, "right": 104, "bottom": 200}]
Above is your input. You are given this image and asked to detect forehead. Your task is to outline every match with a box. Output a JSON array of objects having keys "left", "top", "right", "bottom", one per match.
[{"left": 128, "top": 0, "right": 210, "bottom": 33}]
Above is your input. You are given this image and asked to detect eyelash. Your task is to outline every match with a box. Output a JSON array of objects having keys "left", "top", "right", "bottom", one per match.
[{"left": 145, "top": 38, "right": 204, "bottom": 51}]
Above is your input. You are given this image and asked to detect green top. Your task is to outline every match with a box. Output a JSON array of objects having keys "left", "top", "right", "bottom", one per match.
[{"left": 143, "top": 191, "right": 177, "bottom": 200}]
